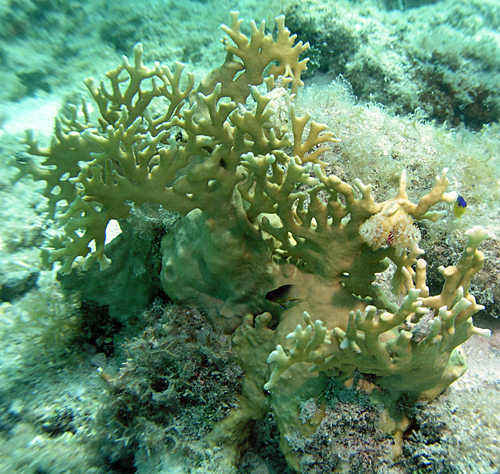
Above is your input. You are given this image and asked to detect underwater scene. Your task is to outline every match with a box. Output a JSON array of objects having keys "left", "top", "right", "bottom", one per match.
[{"left": 0, "top": 0, "right": 499, "bottom": 472}]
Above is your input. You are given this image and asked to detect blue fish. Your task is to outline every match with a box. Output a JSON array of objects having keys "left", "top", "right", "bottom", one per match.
[{"left": 453, "top": 195, "right": 467, "bottom": 219}]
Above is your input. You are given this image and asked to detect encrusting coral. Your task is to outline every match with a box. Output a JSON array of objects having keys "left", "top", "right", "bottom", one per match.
[{"left": 14, "top": 11, "right": 491, "bottom": 473}]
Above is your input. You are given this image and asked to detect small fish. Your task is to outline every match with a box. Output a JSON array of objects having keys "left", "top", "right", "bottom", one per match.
[
  {"left": 453, "top": 195, "right": 467, "bottom": 219},
  {"left": 265, "top": 285, "right": 301, "bottom": 309}
]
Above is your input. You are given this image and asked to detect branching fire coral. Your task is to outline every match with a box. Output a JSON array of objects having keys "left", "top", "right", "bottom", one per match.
[
  {"left": 13, "top": 12, "right": 490, "bottom": 473},
  {"left": 265, "top": 227, "right": 490, "bottom": 401}
]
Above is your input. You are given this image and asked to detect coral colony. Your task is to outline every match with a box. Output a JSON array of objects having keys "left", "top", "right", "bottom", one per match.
[{"left": 17, "top": 12, "right": 490, "bottom": 472}]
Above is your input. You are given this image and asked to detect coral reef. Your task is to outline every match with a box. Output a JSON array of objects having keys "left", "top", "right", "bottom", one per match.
[
  {"left": 12, "top": 12, "right": 492, "bottom": 473},
  {"left": 282, "top": 381, "right": 394, "bottom": 474},
  {"left": 284, "top": 0, "right": 500, "bottom": 129},
  {"left": 0, "top": 0, "right": 240, "bottom": 104},
  {"left": 96, "top": 301, "right": 243, "bottom": 472}
]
